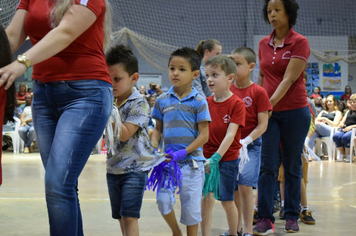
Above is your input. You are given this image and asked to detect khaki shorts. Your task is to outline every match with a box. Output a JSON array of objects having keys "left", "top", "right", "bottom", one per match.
[{"left": 278, "top": 154, "right": 309, "bottom": 184}]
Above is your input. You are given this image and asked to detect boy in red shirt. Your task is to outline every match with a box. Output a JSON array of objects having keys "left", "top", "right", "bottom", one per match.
[
  {"left": 229, "top": 47, "right": 272, "bottom": 236},
  {"left": 201, "top": 54, "right": 246, "bottom": 236}
]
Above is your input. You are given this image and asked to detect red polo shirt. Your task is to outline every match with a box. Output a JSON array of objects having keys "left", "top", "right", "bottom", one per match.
[
  {"left": 17, "top": 0, "right": 111, "bottom": 84},
  {"left": 258, "top": 27, "right": 310, "bottom": 111}
]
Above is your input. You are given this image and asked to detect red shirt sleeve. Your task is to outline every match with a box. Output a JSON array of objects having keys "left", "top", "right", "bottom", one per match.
[
  {"left": 291, "top": 37, "right": 310, "bottom": 62},
  {"left": 17, "top": 0, "right": 29, "bottom": 10}
]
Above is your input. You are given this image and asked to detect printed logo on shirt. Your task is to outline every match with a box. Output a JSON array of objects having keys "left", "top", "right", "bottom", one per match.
[
  {"left": 282, "top": 51, "right": 291, "bottom": 59},
  {"left": 223, "top": 114, "right": 231, "bottom": 123},
  {"left": 243, "top": 96, "right": 253, "bottom": 108},
  {"left": 162, "top": 104, "right": 176, "bottom": 114}
]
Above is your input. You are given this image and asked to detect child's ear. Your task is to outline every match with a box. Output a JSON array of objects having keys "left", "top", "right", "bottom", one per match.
[
  {"left": 131, "top": 73, "right": 139, "bottom": 84},
  {"left": 192, "top": 70, "right": 200, "bottom": 79},
  {"left": 228, "top": 73, "right": 235, "bottom": 83},
  {"left": 249, "top": 62, "right": 256, "bottom": 72}
]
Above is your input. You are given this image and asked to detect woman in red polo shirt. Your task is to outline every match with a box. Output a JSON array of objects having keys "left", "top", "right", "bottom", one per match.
[
  {"left": 254, "top": 0, "right": 311, "bottom": 235},
  {"left": 0, "top": 1, "right": 113, "bottom": 235}
]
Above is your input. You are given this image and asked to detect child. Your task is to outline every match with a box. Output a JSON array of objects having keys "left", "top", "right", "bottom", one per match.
[
  {"left": 105, "top": 44, "right": 165, "bottom": 236},
  {"left": 200, "top": 54, "right": 246, "bottom": 236},
  {"left": 151, "top": 47, "right": 211, "bottom": 236},
  {"left": 229, "top": 47, "right": 272, "bottom": 236},
  {"left": 0, "top": 22, "right": 16, "bottom": 185}
]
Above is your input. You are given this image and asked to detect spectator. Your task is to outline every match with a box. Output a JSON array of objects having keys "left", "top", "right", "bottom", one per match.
[
  {"left": 309, "top": 86, "right": 323, "bottom": 100},
  {"left": 148, "top": 82, "right": 156, "bottom": 96},
  {"left": 338, "top": 100, "right": 347, "bottom": 116},
  {"left": 194, "top": 39, "right": 222, "bottom": 98},
  {"left": 15, "top": 82, "right": 29, "bottom": 106},
  {"left": 18, "top": 93, "right": 35, "bottom": 153},
  {"left": 139, "top": 85, "right": 148, "bottom": 97},
  {"left": 314, "top": 97, "right": 323, "bottom": 116},
  {"left": 333, "top": 94, "right": 356, "bottom": 162},
  {"left": 153, "top": 84, "right": 163, "bottom": 96},
  {"left": 340, "top": 85, "right": 352, "bottom": 101},
  {"left": 308, "top": 94, "right": 342, "bottom": 152}
]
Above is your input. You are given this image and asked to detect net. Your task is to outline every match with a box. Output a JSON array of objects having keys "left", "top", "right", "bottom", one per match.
[
  {"left": 1, "top": 1, "right": 356, "bottom": 73},
  {"left": 0, "top": 0, "right": 19, "bottom": 28}
]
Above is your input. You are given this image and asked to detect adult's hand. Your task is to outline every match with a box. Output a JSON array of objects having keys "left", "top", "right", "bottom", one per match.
[{"left": 0, "top": 61, "right": 27, "bottom": 90}]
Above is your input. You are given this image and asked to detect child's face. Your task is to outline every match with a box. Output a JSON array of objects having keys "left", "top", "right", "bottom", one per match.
[
  {"left": 205, "top": 65, "right": 233, "bottom": 94},
  {"left": 168, "top": 56, "right": 199, "bottom": 90},
  {"left": 149, "top": 97, "right": 156, "bottom": 107},
  {"left": 108, "top": 63, "right": 137, "bottom": 99},
  {"left": 231, "top": 53, "right": 254, "bottom": 81}
]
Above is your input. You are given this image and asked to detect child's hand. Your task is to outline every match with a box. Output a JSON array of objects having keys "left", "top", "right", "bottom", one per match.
[
  {"left": 164, "top": 158, "right": 172, "bottom": 163},
  {"left": 240, "top": 136, "right": 253, "bottom": 146},
  {"left": 204, "top": 159, "right": 211, "bottom": 174},
  {"left": 165, "top": 149, "right": 188, "bottom": 161}
]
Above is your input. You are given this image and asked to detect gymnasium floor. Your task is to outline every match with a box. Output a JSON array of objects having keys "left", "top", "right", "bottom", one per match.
[{"left": 0, "top": 151, "right": 355, "bottom": 236}]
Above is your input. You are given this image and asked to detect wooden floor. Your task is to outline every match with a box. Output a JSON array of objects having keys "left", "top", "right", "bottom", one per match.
[{"left": 0, "top": 151, "right": 355, "bottom": 236}]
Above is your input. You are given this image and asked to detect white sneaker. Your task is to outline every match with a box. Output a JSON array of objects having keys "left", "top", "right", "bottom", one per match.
[{"left": 338, "top": 154, "right": 345, "bottom": 162}]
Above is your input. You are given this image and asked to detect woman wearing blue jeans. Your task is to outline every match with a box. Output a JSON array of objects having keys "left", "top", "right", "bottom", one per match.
[
  {"left": 254, "top": 0, "right": 311, "bottom": 234},
  {"left": 0, "top": 1, "right": 113, "bottom": 235}
]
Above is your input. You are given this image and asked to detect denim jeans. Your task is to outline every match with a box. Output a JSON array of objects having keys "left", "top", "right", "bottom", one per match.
[
  {"left": 333, "top": 129, "right": 353, "bottom": 148},
  {"left": 32, "top": 80, "right": 113, "bottom": 236},
  {"left": 309, "top": 123, "right": 333, "bottom": 149},
  {"left": 18, "top": 124, "right": 35, "bottom": 148},
  {"left": 258, "top": 106, "right": 310, "bottom": 222}
]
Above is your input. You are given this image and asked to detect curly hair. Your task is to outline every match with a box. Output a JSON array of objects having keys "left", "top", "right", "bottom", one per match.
[{"left": 262, "top": 0, "right": 299, "bottom": 27}]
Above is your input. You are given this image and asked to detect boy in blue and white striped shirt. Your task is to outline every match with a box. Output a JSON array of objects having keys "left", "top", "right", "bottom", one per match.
[{"left": 151, "top": 47, "right": 211, "bottom": 236}]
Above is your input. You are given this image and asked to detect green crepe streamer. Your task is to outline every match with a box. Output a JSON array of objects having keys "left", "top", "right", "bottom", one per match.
[{"left": 202, "top": 152, "right": 222, "bottom": 199}]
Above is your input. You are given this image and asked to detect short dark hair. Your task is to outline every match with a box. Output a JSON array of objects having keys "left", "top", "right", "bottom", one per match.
[
  {"left": 231, "top": 47, "right": 256, "bottom": 64},
  {"left": 262, "top": 0, "right": 299, "bottom": 27},
  {"left": 169, "top": 47, "right": 201, "bottom": 71},
  {"left": 106, "top": 44, "right": 138, "bottom": 76},
  {"left": 205, "top": 54, "right": 237, "bottom": 78}
]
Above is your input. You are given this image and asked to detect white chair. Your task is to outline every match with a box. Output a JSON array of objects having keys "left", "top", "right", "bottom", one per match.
[
  {"left": 314, "top": 127, "right": 337, "bottom": 161},
  {"left": 348, "top": 128, "right": 356, "bottom": 163},
  {"left": 2, "top": 117, "right": 24, "bottom": 153}
]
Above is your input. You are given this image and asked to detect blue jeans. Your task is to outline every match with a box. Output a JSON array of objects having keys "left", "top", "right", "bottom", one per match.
[
  {"left": 258, "top": 106, "right": 310, "bottom": 222},
  {"left": 18, "top": 124, "right": 35, "bottom": 148},
  {"left": 309, "top": 123, "right": 333, "bottom": 149},
  {"left": 32, "top": 80, "right": 113, "bottom": 236},
  {"left": 333, "top": 129, "right": 353, "bottom": 148}
]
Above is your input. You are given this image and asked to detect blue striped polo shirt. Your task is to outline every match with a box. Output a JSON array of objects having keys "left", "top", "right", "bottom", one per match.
[{"left": 152, "top": 86, "right": 211, "bottom": 161}]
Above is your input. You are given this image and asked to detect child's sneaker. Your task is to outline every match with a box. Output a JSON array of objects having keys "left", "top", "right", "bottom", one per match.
[
  {"left": 253, "top": 218, "right": 275, "bottom": 235},
  {"left": 300, "top": 210, "right": 315, "bottom": 225},
  {"left": 253, "top": 209, "right": 258, "bottom": 225},
  {"left": 279, "top": 206, "right": 285, "bottom": 219},
  {"left": 284, "top": 219, "right": 299, "bottom": 233},
  {"left": 220, "top": 228, "right": 243, "bottom": 236}
]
